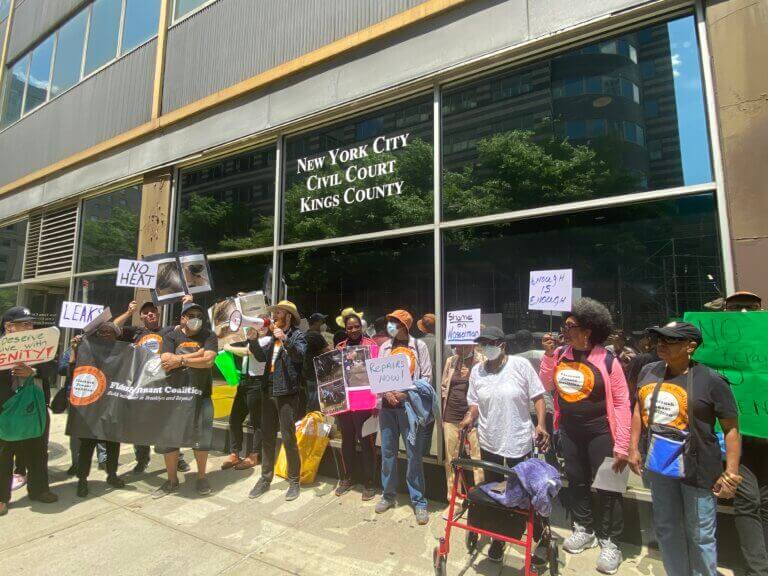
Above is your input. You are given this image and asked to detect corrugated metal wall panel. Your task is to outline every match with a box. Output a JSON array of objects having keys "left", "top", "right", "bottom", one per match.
[
  {"left": 7, "top": 0, "right": 86, "bottom": 63},
  {"left": 0, "top": 39, "right": 155, "bottom": 188},
  {"left": 162, "top": 0, "right": 424, "bottom": 112}
]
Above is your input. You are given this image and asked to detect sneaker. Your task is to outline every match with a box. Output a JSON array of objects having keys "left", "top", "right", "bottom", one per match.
[
  {"left": 488, "top": 540, "right": 506, "bottom": 563},
  {"left": 249, "top": 477, "right": 271, "bottom": 499},
  {"left": 221, "top": 454, "right": 241, "bottom": 470},
  {"left": 285, "top": 481, "right": 300, "bottom": 502},
  {"left": 196, "top": 477, "right": 212, "bottom": 496},
  {"left": 30, "top": 491, "right": 58, "bottom": 504},
  {"left": 152, "top": 480, "right": 179, "bottom": 499},
  {"left": 375, "top": 498, "right": 395, "bottom": 514},
  {"left": 107, "top": 475, "right": 126, "bottom": 489},
  {"left": 66, "top": 465, "right": 78, "bottom": 477},
  {"left": 563, "top": 524, "right": 597, "bottom": 554},
  {"left": 414, "top": 508, "right": 430, "bottom": 525},
  {"left": 335, "top": 478, "right": 353, "bottom": 497},
  {"left": 596, "top": 538, "right": 622, "bottom": 574},
  {"left": 361, "top": 484, "right": 376, "bottom": 501},
  {"left": 11, "top": 474, "right": 26, "bottom": 491},
  {"left": 177, "top": 458, "right": 191, "bottom": 473},
  {"left": 132, "top": 461, "right": 148, "bottom": 475},
  {"left": 77, "top": 479, "right": 89, "bottom": 498}
]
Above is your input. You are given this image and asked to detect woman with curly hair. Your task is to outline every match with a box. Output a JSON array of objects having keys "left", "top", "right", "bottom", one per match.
[{"left": 539, "top": 298, "right": 631, "bottom": 575}]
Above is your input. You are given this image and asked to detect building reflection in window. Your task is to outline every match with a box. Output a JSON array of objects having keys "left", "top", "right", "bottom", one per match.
[{"left": 0, "top": 220, "right": 26, "bottom": 283}]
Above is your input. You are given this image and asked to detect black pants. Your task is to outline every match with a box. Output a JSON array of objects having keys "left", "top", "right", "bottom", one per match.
[
  {"left": 0, "top": 435, "right": 50, "bottom": 503},
  {"left": 480, "top": 448, "right": 528, "bottom": 483},
  {"left": 12, "top": 413, "right": 50, "bottom": 476},
  {"left": 338, "top": 409, "right": 376, "bottom": 486},
  {"left": 229, "top": 378, "right": 262, "bottom": 456},
  {"left": 560, "top": 427, "right": 623, "bottom": 540},
  {"left": 78, "top": 438, "right": 120, "bottom": 479},
  {"left": 260, "top": 393, "right": 300, "bottom": 483},
  {"left": 735, "top": 442, "right": 768, "bottom": 576}
]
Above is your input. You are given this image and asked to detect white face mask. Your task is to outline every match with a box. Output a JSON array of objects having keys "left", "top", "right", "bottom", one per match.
[
  {"left": 386, "top": 322, "right": 399, "bottom": 338},
  {"left": 187, "top": 318, "right": 203, "bottom": 332},
  {"left": 480, "top": 344, "right": 503, "bottom": 361}
]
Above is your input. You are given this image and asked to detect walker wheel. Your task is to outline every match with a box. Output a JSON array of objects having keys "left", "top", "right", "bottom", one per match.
[
  {"left": 465, "top": 530, "right": 479, "bottom": 552},
  {"left": 433, "top": 547, "right": 447, "bottom": 576}
]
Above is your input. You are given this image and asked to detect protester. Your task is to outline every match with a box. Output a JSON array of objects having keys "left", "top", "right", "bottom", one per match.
[
  {"left": 153, "top": 302, "right": 218, "bottom": 498},
  {"left": 606, "top": 330, "right": 637, "bottom": 369},
  {"left": 308, "top": 312, "right": 334, "bottom": 347},
  {"left": 624, "top": 331, "right": 660, "bottom": 410},
  {"left": 376, "top": 309, "right": 434, "bottom": 525},
  {"left": 247, "top": 300, "right": 307, "bottom": 502},
  {"left": 459, "top": 326, "right": 550, "bottom": 562},
  {"left": 335, "top": 310, "right": 379, "bottom": 500},
  {"left": 540, "top": 297, "right": 631, "bottom": 574},
  {"left": 725, "top": 291, "right": 763, "bottom": 312},
  {"left": 371, "top": 316, "right": 389, "bottom": 348},
  {"left": 416, "top": 313, "right": 437, "bottom": 384},
  {"left": 58, "top": 338, "right": 80, "bottom": 476},
  {"left": 628, "top": 321, "right": 741, "bottom": 576},
  {"left": 304, "top": 331, "right": 330, "bottom": 413},
  {"left": 0, "top": 306, "right": 58, "bottom": 516}
]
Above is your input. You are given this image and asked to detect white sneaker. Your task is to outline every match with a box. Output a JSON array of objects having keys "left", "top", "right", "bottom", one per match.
[
  {"left": 596, "top": 538, "right": 622, "bottom": 574},
  {"left": 563, "top": 523, "right": 597, "bottom": 554},
  {"left": 11, "top": 474, "right": 26, "bottom": 491}
]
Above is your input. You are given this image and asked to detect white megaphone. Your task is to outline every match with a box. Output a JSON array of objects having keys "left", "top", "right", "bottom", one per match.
[{"left": 229, "top": 310, "right": 271, "bottom": 332}]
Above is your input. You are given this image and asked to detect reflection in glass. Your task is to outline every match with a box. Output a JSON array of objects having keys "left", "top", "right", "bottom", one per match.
[
  {"left": 186, "top": 255, "right": 272, "bottom": 315},
  {"left": 121, "top": 0, "right": 161, "bottom": 53},
  {"left": 84, "top": 0, "right": 122, "bottom": 76},
  {"left": 177, "top": 146, "right": 276, "bottom": 253},
  {"left": 174, "top": 0, "right": 208, "bottom": 20},
  {"left": 443, "top": 194, "right": 721, "bottom": 335},
  {"left": 283, "top": 96, "right": 434, "bottom": 243},
  {"left": 78, "top": 186, "right": 142, "bottom": 272},
  {"left": 0, "top": 220, "right": 27, "bottom": 283},
  {"left": 23, "top": 36, "right": 55, "bottom": 114},
  {"left": 0, "top": 56, "right": 29, "bottom": 128},
  {"left": 51, "top": 10, "right": 88, "bottom": 97},
  {"left": 74, "top": 273, "right": 134, "bottom": 315},
  {"left": 0, "top": 286, "right": 18, "bottom": 312},
  {"left": 0, "top": 0, "right": 10, "bottom": 22},
  {"left": 441, "top": 15, "right": 712, "bottom": 220}
]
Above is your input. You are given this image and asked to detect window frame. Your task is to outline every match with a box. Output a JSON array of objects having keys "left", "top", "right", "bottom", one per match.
[{"left": 171, "top": 0, "right": 219, "bottom": 25}]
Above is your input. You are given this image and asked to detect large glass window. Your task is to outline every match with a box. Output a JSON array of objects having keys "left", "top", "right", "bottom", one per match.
[
  {"left": 78, "top": 186, "right": 142, "bottom": 272},
  {"left": 0, "top": 0, "right": 10, "bottom": 22},
  {"left": 174, "top": 0, "right": 210, "bottom": 20},
  {"left": 441, "top": 15, "right": 711, "bottom": 220},
  {"left": 51, "top": 10, "right": 88, "bottom": 97},
  {"left": 177, "top": 145, "right": 276, "bottom": 253},
  {"left": 121, "top": 0, "right": 161, "bottom": 53},
  {"left": 443, "top": 194, "right": 722, "bottom": 334},
  {"left": 0, "top": 220, "right": 27, "bottom": 283},
  {"left": 0, "top": 286, "right": 17, "bottom": 311},
  {"left": 0, "top": 56, "right": 29, "bottom": 128},
  {"left": 283, "top": 96, "right": 434, "bottom": 243},
  {"left": 74, "top": 273, "right": 134, "bottom": 315},
  {"left": 23, "top": 36, "right": 55, "bottom": 114},
  {"left": 83, "top": 0, "right": 123, "bottom": 76}
]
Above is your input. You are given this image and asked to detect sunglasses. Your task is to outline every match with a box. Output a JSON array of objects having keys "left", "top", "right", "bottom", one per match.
[{"left": 561, "top": 322, "right": 580, "bottom": 331}]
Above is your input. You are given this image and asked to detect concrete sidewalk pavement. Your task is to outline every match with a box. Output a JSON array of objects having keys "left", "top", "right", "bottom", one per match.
[{"left": 0, "top": 414, "right": 733, "bottom": 575}]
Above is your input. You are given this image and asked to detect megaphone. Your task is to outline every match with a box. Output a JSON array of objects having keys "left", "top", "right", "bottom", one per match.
[{"left": 229, "top": 310, "right": 271, "bottom": 332}]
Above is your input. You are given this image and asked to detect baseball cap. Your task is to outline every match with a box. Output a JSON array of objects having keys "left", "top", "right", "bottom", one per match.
[
  {"left": 309, "top": 312, "right": 327, "bottom": 323},
  {"left": 140, "top": 301, "right": 158, "bottom": 313},
  {"left": 647, "top": 321, "right": 702, "bottom": 343},
  {"left": 474, "top": 326, "right": 506, "bottom": 343},
  {"left": 181, "top": 302, "right": 204, "bottom": 316},
  {"left": 2, "top": 306, "right": 34, "bottom": 324}
]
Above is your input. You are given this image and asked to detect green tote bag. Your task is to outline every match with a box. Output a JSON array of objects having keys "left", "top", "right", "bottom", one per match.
[{"left": 0, "top": 377, "right": 46, "bottom": 442}]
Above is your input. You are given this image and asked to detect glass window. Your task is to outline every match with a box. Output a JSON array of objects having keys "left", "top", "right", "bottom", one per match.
[
  {"left": 83, "top": 0, "right": 122, "bottom": 76},
  {"left": 23, "top": 36, "right": 55, "bottom": 114},
  {"left": 0, "top": 220, "right": 27, "bottom": 283},
  {"left": 177, "top": 145, "right": 276, "bottom": 253},
  {"left": 0, "top": 286, "right": 18, "bottom": 312},
  {"left": 0, "top": 0, "right": 10, "bottom": 22},
  {"left": 174, "top": 0, "right": 209, "bottom": 20},
  {"left": 51, "top": 10, "right": 88, "bottom": 97},
  {"left": 78, "top": 185, "right": 142, "bottom": 272},
  {"left": 441, "top": 15, "right": 712, "bottom": 220},
  {"left": 444, "top": 194, "right": 722, "bottom": 335},
  {"left": 74, "top": 273, "right": 134, "bottom": 314},
  {"left": 283, "top": 95, "right": 433, "bottom": 244},
  {"left": 0, "top": 56, "right": 29, "bottom": 128},
  {"left": 121, "top": 0, "right": 161, "bottom": 53}
]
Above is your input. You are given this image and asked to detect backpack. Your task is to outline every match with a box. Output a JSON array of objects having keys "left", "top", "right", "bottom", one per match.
[{"left": 0, "top": 377, "right": 46, "bottom": 442}]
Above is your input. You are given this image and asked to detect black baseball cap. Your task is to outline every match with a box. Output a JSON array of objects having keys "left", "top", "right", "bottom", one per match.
[
  {"left": 2, "top": 306, "right": 34, "bottom": 324},
  {"left": 140, "top": 301, "right": 158, "bottom": 312},
  {"left": 181, "top": 302, "right": 204, "bottom": 316},
  {"left": 647, "top": 321, "right": 703, "bottom": 344},
  {"left": 309, "top": 313, "right": 327, "bottom": 323},
  {"left": 474, "top": 326, "right": 506, "bottom": 343}
]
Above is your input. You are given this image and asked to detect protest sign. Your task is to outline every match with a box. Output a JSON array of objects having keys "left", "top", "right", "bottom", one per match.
[
  {"left": 445, "top": 309, "right": 481, "bottom": 345},
  {"left": 684, "top": 312, "right": 768, "bottom": 439},
  {"left": 145, "top": 251, "right": 214, "bottom": 305},
  {"left": 366, "top": 354, "right": 414, "bottom": 394},
  {"left": 528, "top": 269, "right": 573, "bottom": 312},
  {"left": 0, "top": 327, "right": 60, "bottom": 370},
  {"left": 314, "top": 349, "right": 348, "bottom": 416},
  {"left": 116, "top": 259, "right": 159, "bottom": 288},
  {"left": 67, "top": 338, "right": 207, "bottom": 446},
  {"left": 341, "top": 345, "right": 375, "bottom": 410},
  {"left": 179, "top": 253, "right": 213, "bottom": 295},
  {"left": 59, "top": 301, "right": 105, "bottom": 329}
]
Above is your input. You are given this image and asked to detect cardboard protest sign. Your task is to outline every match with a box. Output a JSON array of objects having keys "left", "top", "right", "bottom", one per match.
[
  {"left": 685, "top": 311, "right": 768, "bottom": 439},
  {"left": 116, "top": 259, "right": 159, "bottom": 288},
  {"left": 341, "top": 345, "right": 375, "bottom": 410},
  {"left": 445, "top": 309, "right": 481, "bottom": 345},
  {"left": 314, "top": 349, "right": 348, "bottom": 416},
  {"left": 366, "top": 353, "right": 415, "bottom": 394},
  {"left": 0, "top": 327, "right": 60, "bottom": 370},
  {"left": 59, "top": 301, "right": 105, "bottom": 329},
  {"left": 528, "top": 269, "right": 573, "bottom": 312}
]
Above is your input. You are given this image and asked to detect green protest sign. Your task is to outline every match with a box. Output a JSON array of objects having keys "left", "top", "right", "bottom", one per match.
[{"left": 684, "top": 312, "right": 768, "bottom": 439}]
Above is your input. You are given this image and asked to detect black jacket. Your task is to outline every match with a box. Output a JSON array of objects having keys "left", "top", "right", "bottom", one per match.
[
  {"left": 249, "top": 327, "right": 306, "bottom": 396},
  {"left": 0, "top": 359, "right": 57, "bottom": 409}
]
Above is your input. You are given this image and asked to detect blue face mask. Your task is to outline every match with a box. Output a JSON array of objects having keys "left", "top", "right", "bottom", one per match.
[{"left": 386, "top": 322, "right": 399, "bottom": 338}]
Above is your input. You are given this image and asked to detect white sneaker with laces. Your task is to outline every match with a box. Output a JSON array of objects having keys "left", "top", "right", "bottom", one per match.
[
  {"left": 563, "top": 523, "right": 597, "bottom": 554},
  {"left": 11, "top": 474, "right": 26, "bottom": 491},
  {"left": 596, "top": 538, "right": 622, "bottom": 574}
]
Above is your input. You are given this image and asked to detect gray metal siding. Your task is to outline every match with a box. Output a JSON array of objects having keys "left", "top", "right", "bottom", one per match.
[
  {"left": 0, "top": 38, "right": 155, "bottom": 187},
  {"left": 162, "top": 0, "right": 424, "bottom": 112},
  {"left": 7, "top": 0, "right": 87, "bottom": 63}
]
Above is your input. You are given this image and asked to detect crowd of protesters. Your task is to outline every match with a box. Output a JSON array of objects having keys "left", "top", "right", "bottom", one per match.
[{"left": 0, "top": 289, "right": 766, "bottom": 576}]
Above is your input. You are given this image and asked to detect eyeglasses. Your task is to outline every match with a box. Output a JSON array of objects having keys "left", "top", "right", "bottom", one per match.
[{"left": 562, "top": 322, "right": 580, "bottom": 331}]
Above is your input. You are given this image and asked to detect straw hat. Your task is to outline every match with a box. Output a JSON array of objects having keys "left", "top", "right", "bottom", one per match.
[
  {"left": 267, "top": 300, "right": 301, "bottom": 325},
  {"left": 336, "top": 307, "right": 364, "bottom": 328}
]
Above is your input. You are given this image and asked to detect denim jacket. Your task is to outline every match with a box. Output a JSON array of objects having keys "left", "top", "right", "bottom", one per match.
[{"left": 249, "top": 327, "right": 307, "bottom": 396}]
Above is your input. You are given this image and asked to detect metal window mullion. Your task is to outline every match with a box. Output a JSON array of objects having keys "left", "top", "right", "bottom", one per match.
[
  {"left": 271, "top": 136, "right": 283, "bottom": 303},
  {"left": 117, "top": 0, "right": 127, "bottom": 56},
  {"left": 276, "top": 223, "right": 435, "bottom": 252},
  {"left": 68, "top": 200, "right": 83, "bottom": 275},
  {"left": 80, "top": 4, "right": 93, "bottom": 81},
  {"left": 45, "top": 30, "right": 59, "bottom": 102},
  {"left": 18, "top": 55, "right": 30, "bottom": 119},
  {"left": 432, "top": 81, "right": 444, "bottom": 465}
]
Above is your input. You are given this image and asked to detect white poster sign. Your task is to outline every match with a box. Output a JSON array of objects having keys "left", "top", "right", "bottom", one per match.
[
  {"left": 116, "top": 259, "right": 159, "bottom": 288},
  {"left": 528, "top": 269, "right": 573, "bottom": 312},
  {"left": 365, "top": 354, "right": 415, "bottom": 394},
  {"left": 59, "top": 301, "right": 105, "bottom": 330},
  {"left": 445, "top": 308, "right": 481, "bottom": 345}
]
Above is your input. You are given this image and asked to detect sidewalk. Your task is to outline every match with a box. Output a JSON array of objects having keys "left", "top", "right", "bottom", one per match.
[{"left": 0, "top": 414, "right": 733, "bottom": 575}]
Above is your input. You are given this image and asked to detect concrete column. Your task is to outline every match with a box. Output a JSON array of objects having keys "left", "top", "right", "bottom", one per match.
[{"left": 706, "top": 0, "right": 768, "bottom": 298}]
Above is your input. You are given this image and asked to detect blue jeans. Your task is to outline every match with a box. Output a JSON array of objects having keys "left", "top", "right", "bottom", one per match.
[
  {"left": 380, "top": 407, "right": 428, "bottom": 509},
  {"left": 647, "top": 471, "right": 718, "bottom": 576}
]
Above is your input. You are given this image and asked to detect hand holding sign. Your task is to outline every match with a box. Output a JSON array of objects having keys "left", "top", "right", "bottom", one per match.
[
  {"left": 529, "top": 269, "right": 573, "bottom": 312},
  {"left": 366, "top": 354, "right": 415, "bottom": 394}
]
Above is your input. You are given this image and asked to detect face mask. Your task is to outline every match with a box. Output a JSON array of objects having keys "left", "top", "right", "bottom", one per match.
[
  {"left": 386, "top": 322, "right": 399, "bottom": 338},
  {"left": 481, "top": 344, "right": 503, "bottom": 361},
  {"left": 187, "top": 318, "right": 203, "bottom": 332}
]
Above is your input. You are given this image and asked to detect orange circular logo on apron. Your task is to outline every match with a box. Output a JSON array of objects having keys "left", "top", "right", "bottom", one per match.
[
  {"left": 70, "top": 366, "right": 107, "bottom": 406},
  {"left": 638, "top": 382, "right": 688, "bottom": 430},
  {"left": 136, "top": 333, "right": 163, "bottom": 354},
  {"left": 391, "top": 346, "right": 417, "bottom": 377},
  {"left": 554, "top": 362, "right": 595, "bottom": 403}
]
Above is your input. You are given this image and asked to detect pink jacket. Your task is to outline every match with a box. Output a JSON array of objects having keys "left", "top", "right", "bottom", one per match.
[{"left": 539, "top": 345, "right": 631, "bottom": 456}]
